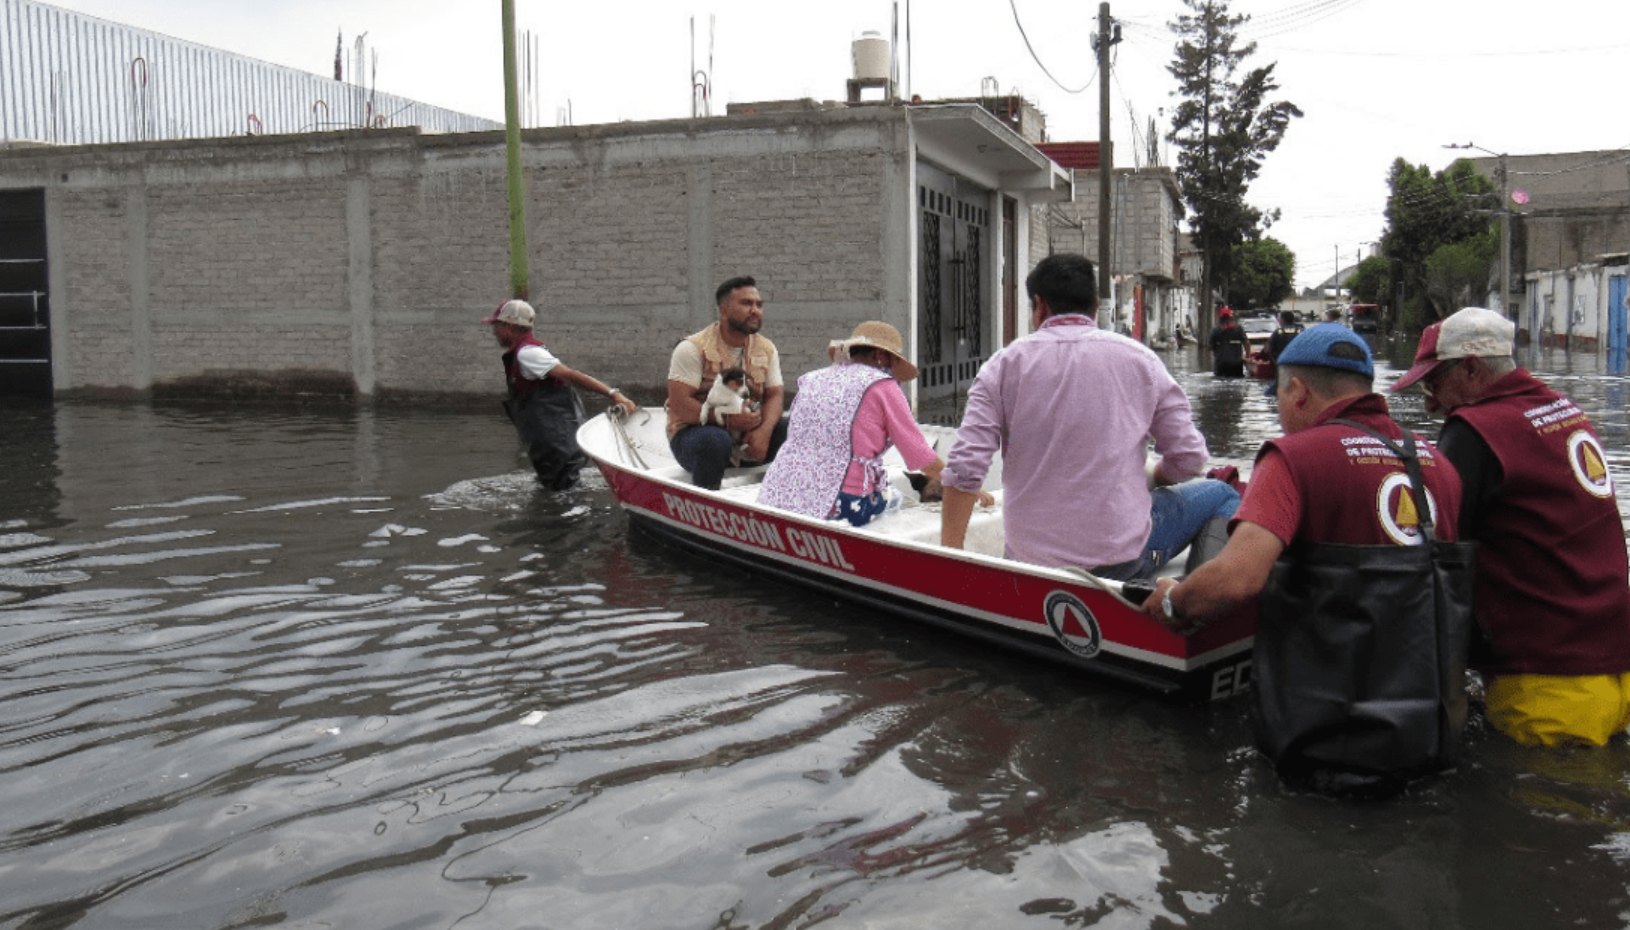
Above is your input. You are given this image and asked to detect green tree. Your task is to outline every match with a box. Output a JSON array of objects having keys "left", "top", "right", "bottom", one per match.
[
  {"left": 1381, "top": 157, "right": 1496, "bottom": 321},
  {"left": 1167, "top": 0, "right": 1302, "bottom": 328},
  {"left": 1424, "top": 226, "right": 1499, "bottom": 314},
  {"left": 1227, "top": 237, "right": 1296, "bottom": 311},
  {"left": 1344, "top": 255, "right": 1391, "bottom": 305}
]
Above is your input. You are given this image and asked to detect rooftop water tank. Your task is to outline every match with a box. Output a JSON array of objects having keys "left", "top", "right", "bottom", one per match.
[{"left": 852, "top": 31, "right": 889, "bottom": 82}]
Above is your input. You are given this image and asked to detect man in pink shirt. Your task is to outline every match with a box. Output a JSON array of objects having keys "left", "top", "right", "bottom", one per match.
[{"left": 940, "top": 254, "right": 1237, "bottom": 579}]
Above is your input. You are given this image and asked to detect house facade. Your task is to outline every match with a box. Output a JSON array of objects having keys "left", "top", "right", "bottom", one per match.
[
  {"left": 1034, "top": 142, "right": 1186, "bottom": 344},
  {"left": 1524, "top": 258, "right": 1630, "bottom": 353},
  {"left": 0, "top": 103, "right": 1069, "bottom": 401},
  {"left": 1469, "top": 150, "right": 1630, "bottom": 333}
]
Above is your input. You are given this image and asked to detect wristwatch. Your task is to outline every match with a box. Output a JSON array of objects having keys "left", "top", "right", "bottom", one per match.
[
  {"left": 606, "top": 387, "right": 621, "bottom": 397},
  {"left": 1161, "top": 588, "right": 1183, "bottom": 624}
]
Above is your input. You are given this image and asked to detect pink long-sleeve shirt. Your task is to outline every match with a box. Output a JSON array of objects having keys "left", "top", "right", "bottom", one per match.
[
  {"left": 842, "top": 380, "right": 940, "bottom": 494},
  {"left": 941, "top": 314, "right": 1209, "bottom": 569}
]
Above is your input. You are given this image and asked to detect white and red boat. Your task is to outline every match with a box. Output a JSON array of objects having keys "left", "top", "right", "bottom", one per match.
[{"left": 579, "top": 410, "right": 1256, "bottom": 703}]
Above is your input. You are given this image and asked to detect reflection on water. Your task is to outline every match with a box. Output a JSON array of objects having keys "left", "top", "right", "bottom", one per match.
[{"left": 2, "top": 355, "right": 1630, "bottom": 928}]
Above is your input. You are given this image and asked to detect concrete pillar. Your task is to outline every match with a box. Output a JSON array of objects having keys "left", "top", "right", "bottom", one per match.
[
  {"left": 347, "top": 175, "right": 375, "bottom": 396},
  {"left": 685, "top": 160, "right": 714, "bottom": 319},
  {"left": 128, "top": 186, "right": 152, "bottom": 390}
]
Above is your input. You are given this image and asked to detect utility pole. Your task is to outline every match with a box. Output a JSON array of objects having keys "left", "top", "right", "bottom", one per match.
[
  {"left": 1497, "top": 152, "right": 1511, "bottom": 317},
  {"left": 1095, "top": 3, "right": 1117, "bottom": 303},
  {"left": 501, "top": 0, "right": 529, "bottom": 299},
  {"left": 1331, "top": 244, "right": 1339, "bottom": 316},
  {"left": 1445, "top": 142, "right": 1511, "bottom": 319}
]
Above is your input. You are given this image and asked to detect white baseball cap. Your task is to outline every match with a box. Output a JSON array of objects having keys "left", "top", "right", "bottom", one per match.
[
  {"left": 481, "top": 299, "right": 535, "bottom": 328},
  {"left": 1391, "top": 307, "right": 1515, "bottom": 391}
]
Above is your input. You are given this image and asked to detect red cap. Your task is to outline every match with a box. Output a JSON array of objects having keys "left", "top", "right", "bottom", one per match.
[{"left": 1390, "top": 322, "right": 1446, "bottom": 391}]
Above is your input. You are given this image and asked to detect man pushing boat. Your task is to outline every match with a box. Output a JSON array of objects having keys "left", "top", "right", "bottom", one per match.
[
  {"left": 484, "top": 298, "right": 636, "bottom": 490},
  {"left": 1392, "top": 308, "right": 1630, "bottom": 748},
  {"left": 938, "top": 253, "right": 1239, "bottom": 580},
  {"left": 1143, "top": 325, "right": 1471, "bottom": 796}
]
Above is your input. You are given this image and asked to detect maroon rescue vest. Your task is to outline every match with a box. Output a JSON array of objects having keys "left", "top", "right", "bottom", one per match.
[
  {"left": 501, "top": 333, "right": 569, "bottom": 398},
  {"left": 1448, "top": 371, "right": 1630, "bottom": 676},
  {"left": 1251, "top": 394, "right": 1473, "bottom": 791},
  {"left": 1260, "top": 394, "right": 1462, "bottom": 547}
]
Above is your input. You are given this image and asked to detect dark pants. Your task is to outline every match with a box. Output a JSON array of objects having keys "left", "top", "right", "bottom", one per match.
[
  {"left": 503, "top": 388, "right": 587, "bottom": 491},
  {"left": 670, "top": 419, "right": 788, "bottom": 490}
]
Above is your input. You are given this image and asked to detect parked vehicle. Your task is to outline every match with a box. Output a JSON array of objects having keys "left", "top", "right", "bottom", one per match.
[
  {"left": 1240, "top": 315, "right": 1277, "bottom": 353},
  {"left": 1351, "top": 304, "right": 1381, "bottom": 333}
]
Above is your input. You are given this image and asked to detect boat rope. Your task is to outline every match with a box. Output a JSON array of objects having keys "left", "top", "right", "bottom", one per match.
[
  {"left": 609, "top": 407, "right": 652, "bottom": 470},
  {"left": 1060, "top": 567, "right": 1145, "bottom": 609}
]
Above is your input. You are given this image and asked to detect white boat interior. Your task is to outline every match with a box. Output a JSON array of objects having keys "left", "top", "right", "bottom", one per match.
[{"left": 599, "top": 408, "right": 1011, "bottom": 558}]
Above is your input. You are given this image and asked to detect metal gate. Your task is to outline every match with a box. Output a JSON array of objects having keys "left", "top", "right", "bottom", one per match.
[
  {"left": 0, "top": 189, "right": 50, "bottom": 395},
  {"left": 917, "top": 163, "right": 989, "bottom": 401}
]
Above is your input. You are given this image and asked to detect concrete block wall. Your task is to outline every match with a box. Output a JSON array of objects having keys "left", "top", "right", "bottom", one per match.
[
  {"left": 0, "top": 109, "right": 912, "bottom": 401},
  {"left": 1057, "top": 169, "right": 1179, "bottom": 279},
  {"left": 58, "top": 187, "right": 136, "bottom": 386},
  {"left": 146, "top": 178, "right": 354, "bottom": 384}
]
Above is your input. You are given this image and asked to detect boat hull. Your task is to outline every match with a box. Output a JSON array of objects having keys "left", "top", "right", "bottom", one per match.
[
  {"left": 1246, "top": 351, "right": 1276, "bottom": 380},
  {"left": 581, "top": 411, "right": 1255, "bottom": 703}
]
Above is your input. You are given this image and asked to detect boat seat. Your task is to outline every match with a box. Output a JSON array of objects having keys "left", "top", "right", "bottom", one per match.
[{"left": 645, "top": 463, "right": 770, "bottom": 490}]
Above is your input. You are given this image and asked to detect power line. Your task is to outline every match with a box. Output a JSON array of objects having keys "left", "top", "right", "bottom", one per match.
[
  {"left": 1509, "top": 147, "right": 1630, "bottom": 178},
  {"left": 1272, "top": 42, "right": 1630, "bottom": 58},
  {"left": 1005, "top": 0, "right": 1095, "bottom": 94},
  {"left": 1244, "top": 0, "right": 1366, "bottom": 34}
]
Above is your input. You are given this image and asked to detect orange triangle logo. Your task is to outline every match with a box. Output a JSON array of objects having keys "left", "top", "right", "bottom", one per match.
[
  {"left": 1585, "top": 443, "right": 1608, "bottom": 483},
  {"left": 1394, "top": 487, "right": 1419, "bottom": 532}
]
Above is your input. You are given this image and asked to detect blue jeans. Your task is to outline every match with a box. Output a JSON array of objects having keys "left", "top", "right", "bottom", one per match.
[
  {"left": 670, "top": 420, "right": 788, "bottom": 490},
  {"left": 1093, "top": 478, "right": 1241, "bottom": 582}
]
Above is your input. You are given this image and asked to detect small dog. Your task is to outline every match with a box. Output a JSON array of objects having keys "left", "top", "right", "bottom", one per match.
[
  {"left": 702, "top": 368, "right": 750, "bottom": 426},
  {"left": 702, "top": 368, "right": 758, "bottom": 465}
]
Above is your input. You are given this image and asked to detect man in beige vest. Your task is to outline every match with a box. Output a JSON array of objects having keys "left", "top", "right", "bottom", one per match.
[{"left": 665, "top": 276, "right": 787, "bottom": 489}]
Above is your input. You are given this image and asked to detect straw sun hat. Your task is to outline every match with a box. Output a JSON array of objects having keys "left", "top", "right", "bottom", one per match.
[{"left": 827, "top": 321, "right": 919, "bottom": 382}]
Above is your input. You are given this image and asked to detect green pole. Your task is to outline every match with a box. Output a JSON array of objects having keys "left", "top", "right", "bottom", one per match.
[{"left": 501, "top": 0, "right": 528, "bottom": 299}]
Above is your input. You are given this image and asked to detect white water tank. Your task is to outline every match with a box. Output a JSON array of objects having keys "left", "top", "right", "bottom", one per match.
[{"left": 852, "top": 31, "right": 889, "bottom": 81}]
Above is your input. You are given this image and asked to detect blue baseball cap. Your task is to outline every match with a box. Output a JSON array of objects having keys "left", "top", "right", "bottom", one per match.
[{"left": 1275, "top": 323, "right": 1374, "bottom": 378}]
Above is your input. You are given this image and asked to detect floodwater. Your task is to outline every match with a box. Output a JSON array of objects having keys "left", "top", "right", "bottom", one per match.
[{"left": 3, "top": 341, "right": 1630, "bottom": 930}]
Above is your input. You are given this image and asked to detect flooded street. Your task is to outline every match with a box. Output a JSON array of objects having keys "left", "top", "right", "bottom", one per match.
[{"left": 4, "top": 341, "right": 1630, "bottom": 929}]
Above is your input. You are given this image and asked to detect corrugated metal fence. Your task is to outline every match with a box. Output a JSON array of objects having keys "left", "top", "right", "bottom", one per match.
[{"left": 1, "top": 0, "right": 500, "bottom": 145}]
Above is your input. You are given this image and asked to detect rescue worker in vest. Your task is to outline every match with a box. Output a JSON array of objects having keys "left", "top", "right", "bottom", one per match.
[
  {"left": 759, "top": 321, "right": 952, "bottom": 525},
  {"left": 1140, "top": 324, "right": 1464, "bottom": 791},
  {"left": 1392, "top": 307, "right": 1630, "bottom": 747},
  {"left": 1265, "top": 310, "right": 1303, "bottom": 362},
  {"left": 484, "top": 299, "right": 637, "bottom": 490},
  {"left": 666, "top": 276, "right": 789, "bottom": 490},
  {"left": 1209, "top": 307, "right": 1248, "bottom": 377}
]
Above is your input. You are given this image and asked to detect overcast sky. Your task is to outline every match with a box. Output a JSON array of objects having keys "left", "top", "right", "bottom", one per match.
[{"left": 42, "top": 0, "right": 1630, "bottom": 291}]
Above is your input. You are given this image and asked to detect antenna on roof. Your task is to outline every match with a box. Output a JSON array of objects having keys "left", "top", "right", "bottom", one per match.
[{"left": 691, "top": 15, "right": 714, "bottom": 118}]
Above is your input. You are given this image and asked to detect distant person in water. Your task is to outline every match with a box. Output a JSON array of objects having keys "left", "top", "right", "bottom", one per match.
[
  {"left": 1266, "top": 310, "right": 1304, "bottom": 363},
  {"left": 1210, "top": 307, "right": 1247, "bottom": 377},
  {"left": 484, "top": 299, "right": 636, "bottom": 490}
]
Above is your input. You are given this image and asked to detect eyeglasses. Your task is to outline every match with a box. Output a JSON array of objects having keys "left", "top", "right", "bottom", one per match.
[{"left": 1421, "top": 359, "right": 1462, "bottom": 396}]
